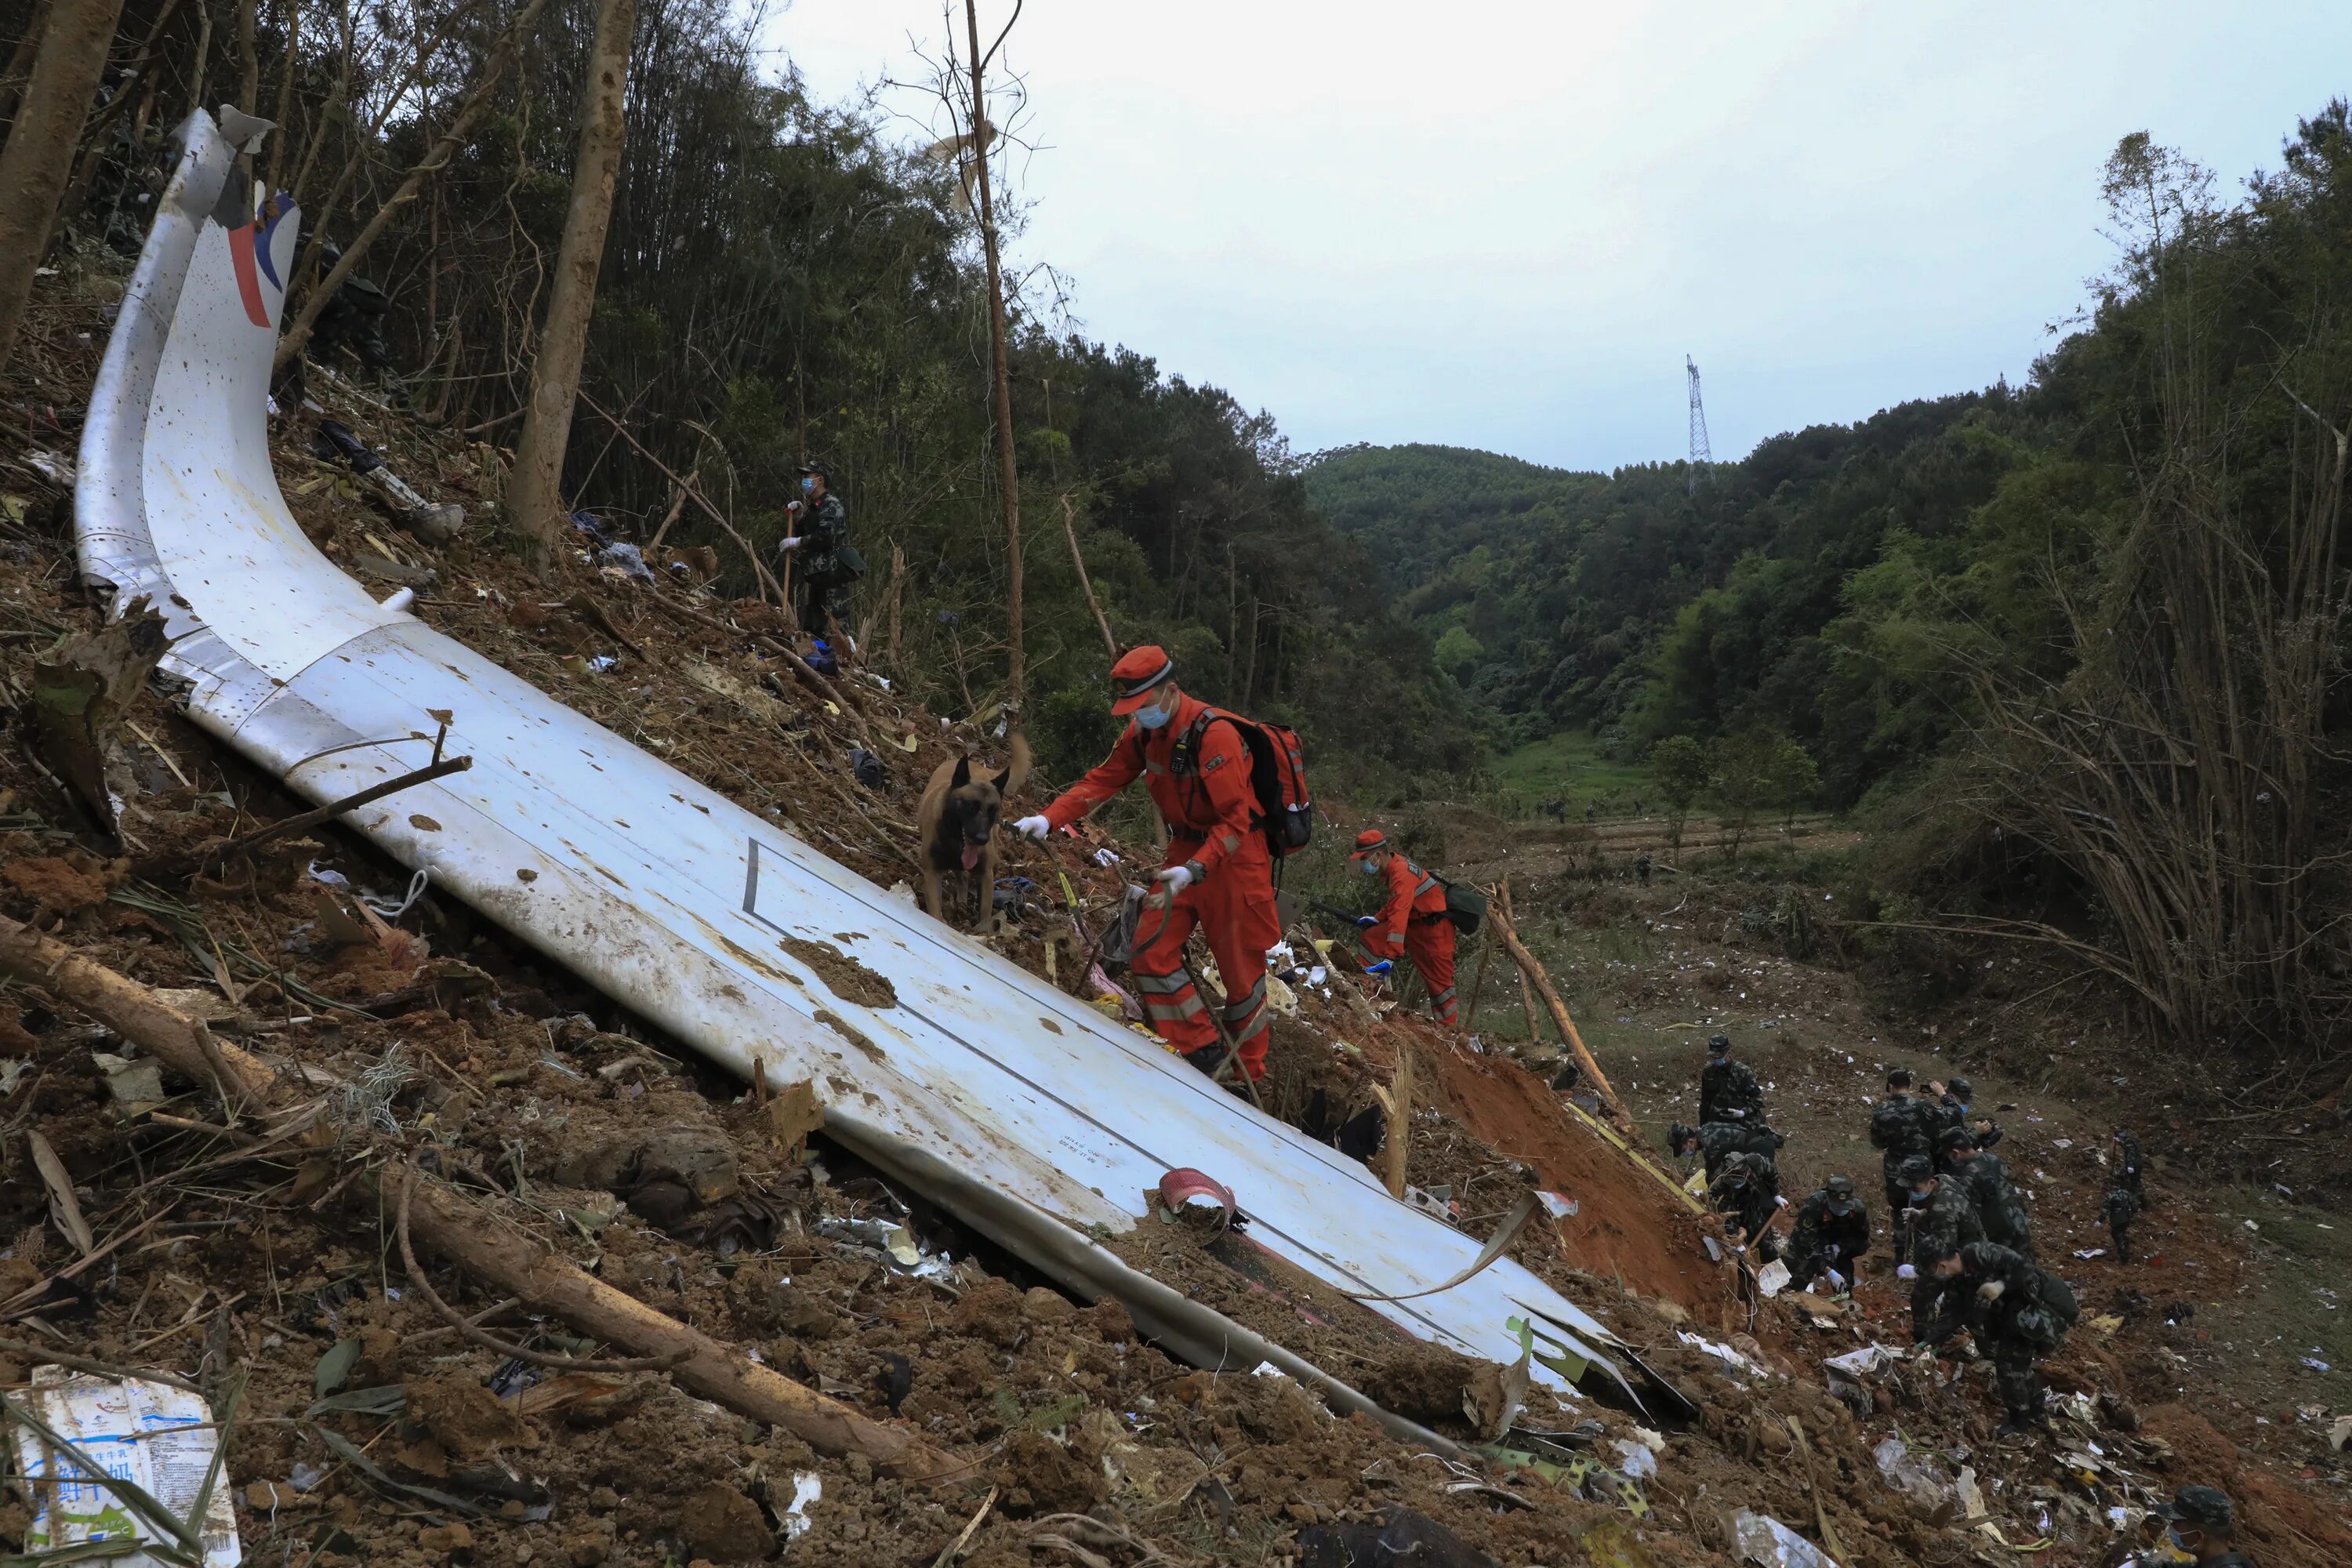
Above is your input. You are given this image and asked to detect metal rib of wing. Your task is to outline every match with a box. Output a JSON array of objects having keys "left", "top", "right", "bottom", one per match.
[{"left": 78, "top": 112, "right": 1624, "bottom": 1392}]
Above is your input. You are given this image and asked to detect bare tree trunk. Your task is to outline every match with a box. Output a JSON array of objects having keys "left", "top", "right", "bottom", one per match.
[
  {"left": 964, "top": 0, "right": 1022, "bottom": 709},
  {"left": 0, "top": 0, "right": 53, "bottom": 127},
  {"left": 273, "top": 0, "right": 546, "bottom": 372},
  {"left": 234, "top": 0, "right": 256, "bottom": 111},
  {"left": 1060, "top": 493, "right": 1116, "bottom": 657},
  {"left": 507, "top": 0, "right": 636, "bottom": 578},
  {"left": 0, "top": 0, "right": 126, "bottom": 376}
]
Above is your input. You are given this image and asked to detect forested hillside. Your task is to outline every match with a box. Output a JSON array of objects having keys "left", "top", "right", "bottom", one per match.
[
  {"left": 0, "top": 0, "right": 1472, "bottom": 793},
  {"left": 1313, "top": 111, "right": 2352, "bottom": 1053}
]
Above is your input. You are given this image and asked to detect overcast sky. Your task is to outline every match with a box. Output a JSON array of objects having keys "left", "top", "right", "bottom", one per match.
[{"left": 770, "top": 2, "right": 2352, "bottom": 473}]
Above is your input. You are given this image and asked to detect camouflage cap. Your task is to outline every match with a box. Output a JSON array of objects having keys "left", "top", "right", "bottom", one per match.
[
  {"left": 1896, "top": 1154, "right": 1935, "bottom": 1185},
  {"left": 1886, "top": 1066, "right": 1915, "bottom": 1087},
  {"left": 1946, "top": 1076, "right": 1973, "bottom": 1100},
  {"left": 1824, "top": 1174, "right": 1855, "bottom": 1198},
  {"left": 1707, "top": 1033, "right": 1731, "bottom": 1054},
  {"left": 1936, "top": 1124, "right": 1977, "bottom": 1155},
  {"left": 2154, "top": 1486, "right": 2232, "bottom": 1531}
]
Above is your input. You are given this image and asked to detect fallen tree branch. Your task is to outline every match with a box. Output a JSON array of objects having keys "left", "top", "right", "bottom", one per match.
[
  {"left": 137, "top": 753, "right": 474, "bottom": 883},
  {"left": 0, "top": 911, "right": 967, "bottom": 1482},
  {"left": 1485, "top": 902, "right": 1639, "bottom": 1138}
]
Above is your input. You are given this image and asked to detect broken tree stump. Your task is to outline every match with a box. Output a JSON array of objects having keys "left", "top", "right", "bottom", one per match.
[
  {"left": 1486, "top": 902, "right": 1639, "bottom": 1139},
  {"left": 0, "top": 910, "right": 968, "bottom": 1482},
  {"left": 24, "top": 596, "right": 168, "bottom": 835}
]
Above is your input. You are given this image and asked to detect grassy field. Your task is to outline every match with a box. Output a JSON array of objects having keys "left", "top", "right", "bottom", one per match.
[{"left": 1486, "top": 731, "right": 1657, "bottom": 815}]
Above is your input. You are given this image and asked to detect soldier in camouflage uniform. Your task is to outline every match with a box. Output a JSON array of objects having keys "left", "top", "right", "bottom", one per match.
[
  {"left": 1932, "top": 1240, "right": 2074, "bottom": 1439},
  {"left": 1871, "top": 1069, "right": 1938, "bottom": 1264},
  {"left": 1940, "top": 1124, "right": 2032, "bottom": 1255},
  {"left": 2103, "top": 1186, "right": 2140, "bottom": 1265},
  {"left": 1897, "top": 1153, "right": 1984, "bottom": 1343},
  {"left": 1786, "top": 1174, "right": 1869, "bottom": 1292},
  {"left": 1697, "top": 1117, "right": 1785, "bottom": 1190},
  {"left": 1707, "top": 1152, "right": 1788, "bottom": 1258},
  {"left": 1697, "top": 1033, "right": 1764, "bottom": 1127},
  {"left": 2147, "top": 1486, "right": 2256, "bottom": 1567},
  {"left": 777, "top": 462, "right": 855, "bottom": 638},
  {"left": 2111, "top": 1127, "right": 2147, "bottom": 1205}
]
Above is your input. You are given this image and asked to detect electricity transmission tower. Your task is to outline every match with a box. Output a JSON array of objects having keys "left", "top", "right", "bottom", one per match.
[{"left": 1686, "top": 355, "right": 1712, "bottom": 495}]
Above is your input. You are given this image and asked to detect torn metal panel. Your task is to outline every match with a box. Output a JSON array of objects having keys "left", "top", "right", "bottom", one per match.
[{"left": 79, "top": 111, "right": 1626, "bottom": 1398}]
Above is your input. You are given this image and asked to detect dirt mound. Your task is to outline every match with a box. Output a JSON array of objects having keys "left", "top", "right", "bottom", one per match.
[{"left": 1415, "top": 1032, "right": 1727, "bottom": 1316}]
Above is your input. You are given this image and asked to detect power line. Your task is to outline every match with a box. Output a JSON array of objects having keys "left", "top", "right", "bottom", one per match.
[{"left": 1686, "top": 355, "right": 1712, "bottom": 495}]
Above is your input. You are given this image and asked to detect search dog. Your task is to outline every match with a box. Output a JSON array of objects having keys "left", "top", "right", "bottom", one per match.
[{"left": 916, "top": 734, "right": 1031, "bottom": 927}]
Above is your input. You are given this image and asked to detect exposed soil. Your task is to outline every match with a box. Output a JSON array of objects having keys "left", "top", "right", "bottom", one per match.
[{"left": 1, "top": 246, "right": 2347, "bottom": 1568}]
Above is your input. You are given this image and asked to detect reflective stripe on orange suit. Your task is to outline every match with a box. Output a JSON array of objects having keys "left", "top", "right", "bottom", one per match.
[
  {"left": 1365, "top": 855, "right": 1457, "bottom": 1026},
  {"left": 1041, "top": 693, "right": 1280, "bottom": 1077}
]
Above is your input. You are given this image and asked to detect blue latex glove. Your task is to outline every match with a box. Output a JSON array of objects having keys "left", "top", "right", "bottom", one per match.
[
  {"left": 1355, "top": 916, "right": 1379, "bottom": 928},
  {"left": 1364, "top": 960, "right": 1393, "bottom": 976}
]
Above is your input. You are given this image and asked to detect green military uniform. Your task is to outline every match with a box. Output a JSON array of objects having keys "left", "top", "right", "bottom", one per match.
[
  {"left": 1950, "top": 1240, "right": 2072, "bottom": 1436},
  {"left": 1944, "top": 1134, "right": 2033, "bottom": 1255},
  {"left": 2147, "top": 1486, "right": 2253, "bottom": 1566},
  {"left": 2112, "top": 1129, "right": 2147, "bottom": 1204},
  {"left": 1903, "top": 1158, "right": 1985, "bottom": 1342},
  {"left": 1698, "top": 1040, "right": 1764, "bottom": 1127},
  {"left": 1871, "top": 1087, "right": 1937, "bottom": 1263},
  {"left": 1708, "top": 1156, "right": 1783, "bottom": 1258},
  {"left": 2103, "top": 1187, "right": 2139, "bottom": 1265},
  {"left": 789, "top": 488, "right": 852, "bottom": 634},
  {"left": 1697, "top": 1119, "right": 1784, "bottom": 1190},
  {"left": 1787, "top": 1178, "right": 1869, "bottom": 1290}
]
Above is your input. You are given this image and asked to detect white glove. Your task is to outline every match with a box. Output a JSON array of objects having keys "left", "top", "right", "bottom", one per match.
[
  {"left": 1896, "top": 1263, "right": 1917, "bottom": 1281},
  {"left": 1013, "top": 815, "right": 1051, "bottom": 840},
  {"left": 786, "top": 499, "right": 804, "bottom": 515},
  {"left": 1827, "top": 1269, "right": 1847, "bottom": 1293},
  {"left": 776, "top": 535, "right": 804, "bottom": 551},
  {"left": 1976, "top": 1279, "right": 2005, "bottom": 1302},
  {"left": 1156, "top": 864, "right": 1195, "bottom": 896},
  {"left": 1774, "top": 1196, "right": 1789, "bottom": 1209}
]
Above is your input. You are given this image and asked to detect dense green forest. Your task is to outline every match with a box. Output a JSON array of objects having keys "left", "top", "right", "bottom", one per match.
[
  {"left": 1312, "top": 108, "right": 2352, "bottom": 1051},
  {"left": 11, "top": 0, "right": 2347, "bottom": 1053},
  {"left": 14, "top": 0, "right": 1472, "bottom": 793}
]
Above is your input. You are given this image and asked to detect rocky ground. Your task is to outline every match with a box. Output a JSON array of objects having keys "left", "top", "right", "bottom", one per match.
[{"left": 0, "top": 236, "right": 2347, "bottom": 1568}]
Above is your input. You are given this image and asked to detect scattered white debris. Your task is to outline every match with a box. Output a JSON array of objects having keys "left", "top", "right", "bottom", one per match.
[
  {"left": 782, "top": 1472, "right": 822, "bottom": 1540},
  {"left": 9, "top": 1369, "right": 244, "bottom": 1565},
  {"left": 1733, "top": 1509, "right": 1839, "bottom": 1567}
]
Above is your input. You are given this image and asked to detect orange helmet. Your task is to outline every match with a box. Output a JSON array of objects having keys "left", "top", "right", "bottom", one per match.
[{"left": 1109, "top": 646, "right": 1175, "bottom": 714}]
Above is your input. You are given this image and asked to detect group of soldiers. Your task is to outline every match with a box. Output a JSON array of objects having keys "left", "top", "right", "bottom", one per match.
[{"left": 1669, "top": 1038, "right": 2158, "bottom": 1443}]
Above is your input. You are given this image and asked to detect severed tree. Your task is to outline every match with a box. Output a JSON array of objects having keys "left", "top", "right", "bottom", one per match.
[
  {"left": 0, "top": 0, "right": 127, "bottom": 376},
  {"left": 507, "top": 0, "right": 638, "bottom": 578}
]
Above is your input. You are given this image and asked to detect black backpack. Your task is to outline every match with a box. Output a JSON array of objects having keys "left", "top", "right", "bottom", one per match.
[
  {"left": 1174, "top": 708, "right": 1313, "bottom": 861},
  {"left": 1436, "top": 876, "right": 1486, "bottom": 935}
]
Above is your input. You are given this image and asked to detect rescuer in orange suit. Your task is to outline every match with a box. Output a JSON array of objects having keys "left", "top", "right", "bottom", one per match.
[
  {"left": 1348, "top": 829, "right": 1458, "bottom": 1026},
  {"left": 1014, "top": 648, "right": 1282, "bottom": 1080}
]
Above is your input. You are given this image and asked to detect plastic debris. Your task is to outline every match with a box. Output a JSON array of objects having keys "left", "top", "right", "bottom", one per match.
[
  {"left": 596, "top": 541, "right": 655, "bottom": 583},
  {"left": 9, "top": 1367, "right": 244, "bottom": 1564},
  {"left": 1610, "top": 1439, "right": 1657, "bottom": 1480},
  {"left": 1733, "top": 1509, "right": 1838, "bottom": 1568},
  {"left": 1955, "top": 1465, "right": 1987, "bottom": 1518},
  {"left": 850, "top": 748, "right": 884, "bottom": 790},
  {"left": 1757, "top": 1258, "right": 1792, "bottom": 1297},
  {"left": 2329, "top": 1414, "right": 2351, "bottom": 1451},
  {"left": 1677, "top": 1331, "right": 1769, "bottom": 1381},
  {"left": 585, "top": 655, "right": 619, "bottom": 674},
  {"left": 1823, "top": 1344, "right": 1906, "bottom": 1410},
  {"left": 781, "top": 1472, "right": 821, "bottom": 1541},
  {"left": 91, "top": 1051, "right": 166, "bottom": 1109},
  {"left": 1871, "top": 1436, "right": 1949, "bottom": 1508}
]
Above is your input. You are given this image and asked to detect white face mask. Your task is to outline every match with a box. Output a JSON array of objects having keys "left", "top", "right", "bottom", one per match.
[
  {"left": 1133, "top": 697, "right": 1172, "bottom": 729},
  {"left": 1360, "top": 858, "right": 1381, "bottom": 875}
]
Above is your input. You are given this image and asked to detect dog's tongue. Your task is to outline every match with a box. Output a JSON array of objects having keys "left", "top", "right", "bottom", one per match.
[{"left": 961, "top": 844, "right": 981, "bottom": 871}]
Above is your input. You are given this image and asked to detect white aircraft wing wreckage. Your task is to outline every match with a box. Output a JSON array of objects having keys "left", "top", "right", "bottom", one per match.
[{"left": 80, "top": 112, "right": 1639, "bottom": 1437}]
